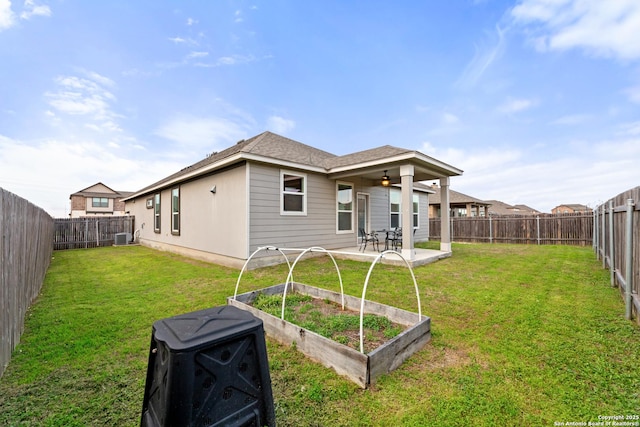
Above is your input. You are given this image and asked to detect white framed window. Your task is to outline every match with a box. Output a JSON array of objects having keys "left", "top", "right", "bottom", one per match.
[
  {"left": 281, "top": 170, "right": 307, "bottom": 215},
  {"left": 336, "top": 181, "right": 353, "bottom": 233},
  {"left": 171, "top": 187, "right": 180, "bottom": 235},
  {"left": 390, "top": 190, "right": 419, "bottom": 229},
  {"left": 92, "top": 197, "right": 108, "bottom": 208},
  {"left": 390, "top": 189, "right": 401, "bottom": 229},
  {"left": 154, "top": 193, "right": 161, "bottom": 233},
  {"left": 413, "top": 194, "right": 419, "bottom": 229}
]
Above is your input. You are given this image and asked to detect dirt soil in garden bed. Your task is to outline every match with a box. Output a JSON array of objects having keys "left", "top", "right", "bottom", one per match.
[{"left": 250, "top": 292, "right": 408, "bottom": 354}]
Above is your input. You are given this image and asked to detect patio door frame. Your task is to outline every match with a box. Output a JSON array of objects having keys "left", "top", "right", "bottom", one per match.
[{"left": 357, "top": 192, "right": 370, "bottom": 244}]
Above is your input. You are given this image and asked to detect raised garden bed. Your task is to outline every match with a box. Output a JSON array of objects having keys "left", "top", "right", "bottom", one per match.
[{"left": 227, "top": 282, "right": 431, "bottom": 388}]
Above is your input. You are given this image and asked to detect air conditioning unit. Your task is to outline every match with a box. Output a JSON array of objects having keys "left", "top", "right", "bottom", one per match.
[{"left": 114, "top": 233, "right": 131, "bottom": 246}]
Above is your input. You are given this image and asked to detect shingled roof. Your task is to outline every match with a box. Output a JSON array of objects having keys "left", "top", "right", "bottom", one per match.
[
  {"left": 428, "top": 186, "right": 490, "bottom": 206},
  {"left": 324, "top": 145, "right": 413, "bottom": 169},
  {"left": 70, "top": 182, "right": 133, "bottom": 199},
  {"left": 125, "top": 131, "right": 462, "bottom": 199}
]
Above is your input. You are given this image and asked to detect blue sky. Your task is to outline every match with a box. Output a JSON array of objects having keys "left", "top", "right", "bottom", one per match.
[{"left": 1, "top": 0, "right": 639, "bottom": 217}]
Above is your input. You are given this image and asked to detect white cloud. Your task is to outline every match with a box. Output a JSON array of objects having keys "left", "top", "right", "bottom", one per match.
[
  {"left": 551, "top": 113, "right": 592, "bottom": 125},
  {"left": 497, "top": 97, "right": 537, "bottom": 114},
  {"left": 186, "top": 17, "right": 197, "bottom": 26},
  {"left": 624, "top": 85, "right": 640, "bottom": 103},
  {"left": 432, "top": 134, "right": 640, "bottom": 212},
  {"left": 617, "top": 120, "right": 640, "bottom": 136},
  {"left": 441, "top": 112, "right": 460, "bottom": 125},
  {"left": 197, "top": 54, "right": 257, "bottom": 67},
  {"left": 0, "top": 0, "right": 15, "bottom": 30},
  {"left": 422, "top": 141, "right": 522, "bottom": 176},
  {"left": 456, "top": 24, "right": 506, "bottom": 89},
  {"left": 0, "top": 135, "right": 180, "bottom": 218},
  {"left": 20, "top": 0, "right": 50, "bottom": 20},
  {"left": 267, "top": 116, "right": 295, "bottom": 134},
  {"left": 46, "top": 74, "right": 118, "bottom": 124},
  {"left": 154, "top": 116, "right": 247, "bottom": 153},
  {"left": 186, "top": 51, "right": 208, "bottom": 59},
  {"left": 511, "top": 0, "right": 640, "bottom": 61},
  {"left": 168, "top": 36, "right": 200, "bottom": 47}
]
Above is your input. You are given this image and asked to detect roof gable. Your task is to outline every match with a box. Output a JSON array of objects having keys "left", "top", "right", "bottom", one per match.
[
  {"left": 71, "top": 182, "right": 133, "bottom": 199},
  {"left": 75, "top": 182, "right": 117, "bottom": 195}
]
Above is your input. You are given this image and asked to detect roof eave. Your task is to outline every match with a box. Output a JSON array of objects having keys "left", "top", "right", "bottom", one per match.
[
  {"left": 327, "top": 152, "right": 463, "bottom": 179},
  {"left": 122, "top": 152, "right": 328, "bottom": 201}
]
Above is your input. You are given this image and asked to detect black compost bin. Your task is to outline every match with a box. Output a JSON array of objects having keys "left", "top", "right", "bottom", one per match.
[{"left": 140, "top": 305, "right": 275, "bottom": 427}]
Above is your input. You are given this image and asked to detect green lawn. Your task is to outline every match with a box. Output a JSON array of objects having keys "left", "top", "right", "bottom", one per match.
[{"left": 0, "top": 243, "right": 638, "bottom": 426}]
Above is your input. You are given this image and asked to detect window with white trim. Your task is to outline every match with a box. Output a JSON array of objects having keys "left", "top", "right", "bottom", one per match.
[
  {"left": 389, "top": 190, "right": 419, "bottom": 229},
  {"left": 171, "top": 187, "right": 180, "bottom": 235},
  {"left": 92, "top": 197, "right": 109, "bottom": 208},
  {"left": 154, "top": 193, "right": 161, "bottom": 233},
  {"left": 390, "top": 189, "right": 401, "bottom": 229},
  {"left": 337, "top": 182, "right": 353, "bottom": 232},
  {"left": 281, "top": 171, "right": 306, "bottom": 215}
]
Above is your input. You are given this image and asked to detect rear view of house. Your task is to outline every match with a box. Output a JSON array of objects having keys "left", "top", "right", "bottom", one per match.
[{"left": 123, "top": 132, "right": 462, "bottom": 268}]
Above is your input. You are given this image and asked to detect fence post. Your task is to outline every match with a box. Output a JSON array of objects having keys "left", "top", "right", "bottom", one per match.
[
  {"left": 489, "top": 216, "right": 493, "bottom": 244},
  {"left": 609, "top": 200, "right": 615, "bottom": 287},
  {"left": 96, "top": 220, "right": 99, "bottom": 247},
  {"left": 625, "top": 198, "right": 634, "bottom": 320},
  {"left": 592, "top": 209, "right": 597, "bottom": 253},
  {"left": 536, "top": 215, "right": 540, "bottom": 245},
  {"left": 601, "top": 204, "right": 606, "bottom": 269}
]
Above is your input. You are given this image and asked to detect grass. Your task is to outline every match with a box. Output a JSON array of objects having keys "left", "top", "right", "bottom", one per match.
[
  {"left": 0, "top": 243, "right": 638, "bottom": 426},
  {"left": 251, "top": 292, "right": 402, "bottom": 351}
]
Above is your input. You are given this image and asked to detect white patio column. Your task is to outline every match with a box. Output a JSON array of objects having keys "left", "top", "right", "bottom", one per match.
[
  {"left": 440, "top": 177, "right": 452, "bottom": 252},
  {"left": 400, "top": 165, "right": 414, "bottom": 260}
]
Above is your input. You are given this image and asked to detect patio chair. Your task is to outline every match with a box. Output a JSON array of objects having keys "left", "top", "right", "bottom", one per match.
[
  {"left": 385, "top": 228, "right": 402, "bottom": 251},
  {"left": 359, "top": 228, "right": 379, "bottom": 252}
]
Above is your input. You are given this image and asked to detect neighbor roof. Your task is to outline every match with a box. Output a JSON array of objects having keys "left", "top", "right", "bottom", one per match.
[
  {"left": 486, "top": 200, "right": 540, "bottom": 216},
  {"left": 428, "top": 186, "right": 490, "bottom": 206},
  {"left": 70, "top": 182, "right": 132, "bottom": 199}
]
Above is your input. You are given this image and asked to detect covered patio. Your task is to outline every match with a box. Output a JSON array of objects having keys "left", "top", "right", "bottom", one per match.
[{"left": 326, "top": 146, "right": 463, "bottom": 260}]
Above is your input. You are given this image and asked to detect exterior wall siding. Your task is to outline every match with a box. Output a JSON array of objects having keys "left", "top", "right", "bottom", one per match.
[
  {"left": 365, "top": 185, "right": 430, "bottom": 242},
  {"left": 125, "top": 162, "right": 434, "bottom": 267},
  {"left": 125, "top": 164, "right": 248, "bottom": 263},
  {"left": 249, "top": 164, "right": 355, "bottom": 252}
]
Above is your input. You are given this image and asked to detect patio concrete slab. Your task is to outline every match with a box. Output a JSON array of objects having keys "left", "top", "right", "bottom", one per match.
[{"left": 330, "top": 246, "right": 451, "bottom": 267}]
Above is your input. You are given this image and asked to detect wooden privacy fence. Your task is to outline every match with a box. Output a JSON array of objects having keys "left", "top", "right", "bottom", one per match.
[
  {"left": 0, "top": 188, "right": 54, "bottom": 378},
  {"left": 54, "top": 216, "right": 135, "bottom": 250},
  {"left": 428, "top": 213, "right": 593, "bottom": 245},
  {"left": 594, "top": 186, "right": 639, "bottom": 323}
]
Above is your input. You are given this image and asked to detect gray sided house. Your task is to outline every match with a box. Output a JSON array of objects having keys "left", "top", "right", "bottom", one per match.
[{"left": 123, "top": 132, "right": 462, "bottom": 268}]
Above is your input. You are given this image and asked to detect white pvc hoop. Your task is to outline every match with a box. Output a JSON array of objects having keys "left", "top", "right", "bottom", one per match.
[
  {"left": 359, "top": 250, "right": 421, "bottom": 354},
  {"left": 233, "top": 246, "right": 292, "bottom": 300},
  {"left": 233, "top": 245, "right": 422, "bottom": 355},
  {"left": 281, "top": 246, "right": 345, "bottom": 320}
]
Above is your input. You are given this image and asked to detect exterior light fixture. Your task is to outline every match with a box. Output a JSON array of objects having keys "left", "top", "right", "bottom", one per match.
[{"left": 381, "top": 171, "right": 391, "bottom": 187}]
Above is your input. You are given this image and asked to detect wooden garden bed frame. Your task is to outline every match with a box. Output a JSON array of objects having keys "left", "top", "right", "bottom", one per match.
[{"left": 227, "top": 282, "right": 431, "bottom": 388}]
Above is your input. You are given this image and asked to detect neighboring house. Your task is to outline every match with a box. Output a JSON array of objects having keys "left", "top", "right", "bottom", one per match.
[
  {"left": 486, "top": 200, "right": 541, "bottom": 216},
  {"left": 551, "top": 204, "right": 592, "bottom": 214},
  {"left": 69, "top": 183, "right": 133, "bottom": 218},
  {"left": 428, "top": 184, "right": 490, "bottom": 217},
  {"left": 123, "top": 131, "right": 463, "bottom": 268}
]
